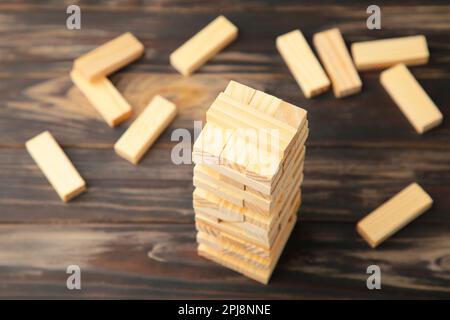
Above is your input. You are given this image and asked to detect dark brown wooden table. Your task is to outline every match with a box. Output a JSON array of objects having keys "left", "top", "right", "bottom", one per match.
[{"left": 0, "top": 0, "right": 449, "bottom": 299}]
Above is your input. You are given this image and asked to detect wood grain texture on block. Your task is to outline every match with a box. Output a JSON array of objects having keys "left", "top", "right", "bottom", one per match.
[
  {"left": 277, "top": 30, "right": 330, "bottom": 98},
  {"left": 224, "top": 80, "right": 255, "bottom": 104},
  {"left": 73, "top": 32, "right": 144, "bottom": 81},
  {"left": 70, "top": 69, "right": 132, "bottom": 127},
  {"left": 357, "top": 183, "right": 433, "bottom": 248},
  {"left": 380, "top": 64, "right": 443, "bottom": 134},
  {"left": 114, "top": 96, "right": 177, "bottom": 164},
  {"left": 192, "top": 123, "right": 232, "bottom": 165},
  {"left": 170, "top": 15, "right": 238, "bottom": 76},
  {"left": 207, "top": 93, "right": 295, "bottom": 150},
  {"left": 224, "top": 81, "right": 308, "bottom": 131},
  {"left": 25, "top": 131, "right": 86, "bottom": 202},
  {"left": 351, "top": 35, "right": 429, "bottom": 71},
  {"left": 197, "top": 213, "right": 297, "bottom": 284},
  {"left": 313, "top": 28, "right": 362, "bottom": 98}
]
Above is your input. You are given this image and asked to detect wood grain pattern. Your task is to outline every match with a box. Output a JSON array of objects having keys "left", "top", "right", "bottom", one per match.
[
  {"left": 380, "top": 64, "right": 443, "bottom": 134},
  {"left": 73, "top": 32, "right": 144, "bottom": 81},
  {"left": 0, "top": 0, "right": 449, "bottom": 298},
  {"left": 313, "top": 28, "right": 362, "bottom": 98},
  {"left": 114, "top": 95, "right": 177, "bottom": 164},
  {"left": 351, "top": 35, "right": 429, "bottom": 71}
]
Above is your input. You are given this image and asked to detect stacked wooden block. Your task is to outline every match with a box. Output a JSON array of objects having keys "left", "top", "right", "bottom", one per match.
[{"left": 192, "top": 81, "right": 308, "bottom": 284}]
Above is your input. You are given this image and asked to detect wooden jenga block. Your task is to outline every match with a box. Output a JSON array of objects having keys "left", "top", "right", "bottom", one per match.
[
  {"left": 197, "top": 213, "right": 297, "bottom": 284},
  {"left": 73, "top": 32, "right": 144, "bottom": 81},
  {"left": 380, "top": 64, "right": 443, "bottom": 134},
  {"left": 351, "top": 35, "right": 429, "bottom": 71},
  {"left": 25, "top": 131, "right": 86, "bottom": 202},
  {"left": 224, "top": 80, "right": 255, "bottom": 104},
  {"left": 313, "top": 28, "right": 362, "bottom": 97},
  {"left": 70, "top": 69, "right": 132, "bottom": 127},
  {"left": 220, "top": 173, "right": 245, "bottom": 190},
  {"left": 357, "top": 183, "right": 433, "bottom": 248},
  {"left": 224, "top": 81, "right": 308, "bottom": 131},
  {"left": 218, "top": 198, "right": 245, "bottom": 222},
  {"left": 272, "top": 101, "right": 307, "bottom": 131},
  {"left": 193, "top": 188, "right": 220, "bottom": 210},
  {"left": 208, "top": 163, "right": 272, "bottom": 195},
  {"left": 197, "top": 206, "right": 296, "bottom": 269},
  {"left": 196, "top": 187, "right": 300, "bottom": 248},
  {"left": 114, "top": 96, "right": 177, "bottom": 164},
  {"left": 210, "top": 93, "right": 296, "bottom": 144},
  {"left": 192, "top": 123, "right": 232, "bottom": 165},
  {"left": 249, "top": 90, "right": 282, "bottom": 116},
  {"left": 193, "top": 175, "right": 243, "bottom": 207},
  {"left": 277, "top": 29, "right": 330, "bottom": 98},
  {"left": 220, "top": 132, "right": 252, "bottom": 174},
  {"left": 170, "top": 15, "right": 238, "bottom": 76}
]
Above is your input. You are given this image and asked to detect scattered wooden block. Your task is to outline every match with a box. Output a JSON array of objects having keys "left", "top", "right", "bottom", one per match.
[
  {"left": 357, "top": 183, "right": 433, "bottom": 248},
  {"left": 380, "top": 64, "right": 443, "bottom": 134},
  {"left": 170, "top": 15, "right": 238, "bottom": 76},
  {"left": 114, "top": 95, "right": 177, "bottom": 164},
  {"left": 313, "top": 28, "right": 362, "bottom": 98},
  {"left": 207, "top": 93, "right": 295, "bottom": 152},
  {"left": 25, "top": 131, "right": 86, "bottom": 202},
  {"left": 73, "top": 32, "right": 144, "bottom": 81},
  {"left": 277, "top": 29, "right": 330, "bottom": 98},
  {"left": 70, "top": 69, "right": 132, "bottom": 127},
  {"left": 351, "top": 35, "right": 429, "bottom": 71}
]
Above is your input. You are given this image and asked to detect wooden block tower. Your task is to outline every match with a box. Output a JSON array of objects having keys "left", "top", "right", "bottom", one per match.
[{"left": 192, "top": 81, "right": 308, "bottom": 284}]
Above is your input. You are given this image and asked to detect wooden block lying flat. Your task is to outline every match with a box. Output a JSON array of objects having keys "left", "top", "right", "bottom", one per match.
[
  {"left": 380, "top": 64, "right": 443, "bottom": 134},
  {"left": 277, "top": 30, "right": 330, "bottom": 98},
  {"left": 73, "top": 32, "right": 144, "bottom": 81},
  {"left": 313, "top": 28, "right": 362, "bottom": 98},
  {"left": 70, "top": 69, "right": 132, "bottom": 127},
  {"left": 351, "top": 35, "right": 429, "bottom": 71},
  {"left": 357, "top": 183, "right": 433, "bottom": 248},
  {"left": 170, "top": 15, "right": 238, "bottom": 76},
  {"left": 114, "top": 96, "right": 177, "bottom": 164},
  {"left": 25, "top": 131, "right": 86, "bottom": 202}
]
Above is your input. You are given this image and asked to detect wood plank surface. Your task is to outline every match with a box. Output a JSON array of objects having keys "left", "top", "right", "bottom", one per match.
[{"left": 0, "top": 0, "right": 449, "bottom": 299}]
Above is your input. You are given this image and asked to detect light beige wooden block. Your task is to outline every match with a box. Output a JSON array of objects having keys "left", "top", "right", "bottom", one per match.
[
  {"left": 197, "top": 213, "right": 297, "bottom": 284},
  {"left": 277, "top": 29, "right": 330, "bottom": 98},
  {"left": 380, "top": 64, "right": 443, "bottom": 134},
  {"left": 351, "top": 35, "right": 429, "bottom": 71},
  {"left": 313, "top": 28, "right": 362, "bottom": 98},
  {"left": 223, "top": 81, "right": 308, "bottom": 131},
  {"left": 207, "top": 93, "right": 294, "bottom": 157},
  {"left": 170, "top": 15, "right": 238, "bottom": 76},
  {"left": 25, "top": 131, "right": 86, "bottom": 202},
  {"left": 73, "top": 32, "right": 144, "bottom": 81},
  {"left": 224, "top": 80, "right": 255, "bottom": 104},
  {"left": 114, "top": 95, "right": 177, "bottom": 164},
  {"left": 197, "top": 207, "right": 296, "bottom": 269},
  {"left": 219, "top": 132, "right": 251, "bottom": 174},
  {"left": 220, "top": 173, "right": 245, "bottom": 190},
  {"left": 192, "top": 123, "right": 232, "bottom": 165},
  {"left": 70, "top": 69, "right": 132, "bottom": 127},
  {"left": 193, "top": 176, "right": 243, "bottom": 207},
  {"left": 357, "top": 183, "right": 433, "bottom": 248}
]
